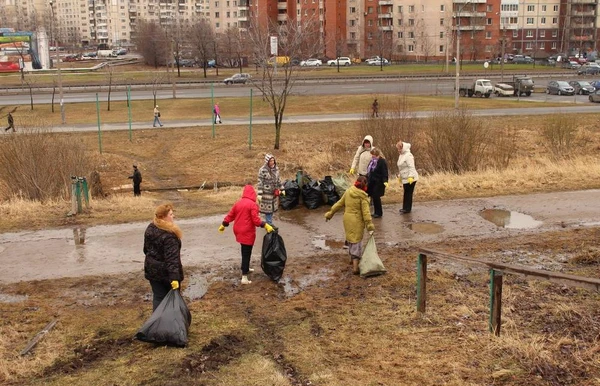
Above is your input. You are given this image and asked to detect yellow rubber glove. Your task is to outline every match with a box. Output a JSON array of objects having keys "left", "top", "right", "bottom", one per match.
[
  {"left": 408, "top": 177, "right": 414, "bottom": 184},
  {"left": 257, "top": 196, "right": 262, "bottom": 204},
  {"left": 171, "top": 280, "right": 179, "bottom": 290},
  {"left": 264, "top": 224, "right": 274, "bottom": 233},
  {"left": 280, "top": 190, "right": 286, "bottom": 196},
  {"left": 218, "top": 225, "right": 225, "bottom": 233},
  {"left": 349, "top": 168, "right": 355, "bottom": 175},
  {"left": 383, "top": 182, "right": 389, "bottom": 188}
]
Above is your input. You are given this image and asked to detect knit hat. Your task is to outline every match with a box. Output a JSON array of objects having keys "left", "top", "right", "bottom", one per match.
[{"left": 265, "top": 153, "right": 275, "bottom": 164}]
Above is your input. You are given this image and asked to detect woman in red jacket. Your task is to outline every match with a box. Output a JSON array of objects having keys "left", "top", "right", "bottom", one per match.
[{"left": 219, "top": 185, "right": 274, "bottom": 284}]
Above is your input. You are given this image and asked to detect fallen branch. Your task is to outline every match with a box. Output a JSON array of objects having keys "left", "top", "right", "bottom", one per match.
[{"left": 20, "top": 319, "right": 58, "bottom": 356}]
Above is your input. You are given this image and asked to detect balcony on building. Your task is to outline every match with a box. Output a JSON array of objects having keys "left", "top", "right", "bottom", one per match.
[
  {"left": 570, "top": 34, "right": 594, "bottom": 41},
  {"left": 573, "top": 10, "right": 596, "bottom": 17},
  {"left": 571, "top": 21, "right": 595, "bottom": 29},
  {"left": 129, "top": 5, "right": 136, "bottom": 12},
  {"left": 571, "top": 0, "right": 597, "bottom": 4},
  {"left": 277, "top": 13, "right": 288, "bottom": 22},
  {"left": 454, "top": 0, "right": 486, "bottom": 3},
  {"left": 238, "top": 15, "right": 247, "bottom": 21},
  {"left": 459, "top": 11, "right": 486, "bottom": 18},
  {"left": 378, "top": 12, "right": 392, "bottom": 19},
  {"left": 238, "top": 0, "right": 249, "bottom": 7},
  {"left": 456, "top": 25, "right": 485, "bottom": 31},
  {"left": 277, "top": 2, "right": 287, "bottom": 10},
  {"left": 378, "top": 0, "right": 393, "bottom": 5},
  {"left": 379, "top": 25, "right": 393, "bottom": 31}
]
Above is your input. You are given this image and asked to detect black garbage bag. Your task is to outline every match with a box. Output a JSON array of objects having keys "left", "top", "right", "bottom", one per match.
[
  {"left": 320, "top": 176, "right": 340, "bottom": 206},
  {"left": 261, "top": 231, "right": 287, "bottom": 282},
  {"left": 302, "top": 178, "right": 323, "bottom": 209},
  {"left": 135, "top": 289, "right": 192, "bottom": 347},
  {"left": 280, "top": 179, "right": 300, "bottom": 210}
]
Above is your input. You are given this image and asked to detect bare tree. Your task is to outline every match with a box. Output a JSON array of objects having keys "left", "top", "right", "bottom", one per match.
[
  {"left": 189, "top": 18, "right": 215, "bottom": 78},
  {"left": 151, "top": 72, "right": 166, "bottom": 107},
  {"left": 219, "top": 27, "right": 245, "bottom": 71},
  {"left": 134, "top": 20, "right": 168, "bottom": 68},
  {"left": 247, "top": 19, "right": 321, "bottom": 149},
  {"left": 166, "top": 16, "right": 189, "bottom": 77},
  {"left": 105, "top": 65, "right": 115, "bottom": 111}
]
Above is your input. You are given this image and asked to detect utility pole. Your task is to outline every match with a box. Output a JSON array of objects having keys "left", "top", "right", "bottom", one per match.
[
  {"left": 455, "top": 1, "right": 471, "bottom": 110},
  {"left": 50, "top": 0, "right": 65, "bottom": 124}
]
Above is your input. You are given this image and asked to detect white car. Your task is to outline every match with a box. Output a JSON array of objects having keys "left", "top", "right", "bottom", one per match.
[
  {"left": 327, "top": 57, "right": 351, "bottom": 66},
  {"left": 369, "top": 58, "right": 389, "bottom": 66},
  {"left": 300, "top": 58, "right": 322, "bottom": 67}
]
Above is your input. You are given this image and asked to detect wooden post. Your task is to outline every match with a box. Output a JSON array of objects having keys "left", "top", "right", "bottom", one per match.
[
  {"left": 20, "top": 319, "right": 58, "bottom": 356},
  {"left": 417, "top": 253, "right": 427, "bottom": 313},
  {"left": 489, "top": 269, "right": 503, "bottom": 336}
]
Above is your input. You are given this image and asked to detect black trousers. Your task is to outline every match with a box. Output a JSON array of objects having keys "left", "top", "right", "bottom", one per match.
[
  {"left": 149, "top": 280, "right": 171, "bottom": 311},
  {"left": 402, "top": 182, "right": 417, "bottom": 212},
  {"left": 133, "top": 183, "right": 141, "bottom": 196},
  {"left": 372, "top": 195, "right": 383, "bottom": 216},
  {"left": 241, "top": 244, "right": 253, "bottom": 275}
]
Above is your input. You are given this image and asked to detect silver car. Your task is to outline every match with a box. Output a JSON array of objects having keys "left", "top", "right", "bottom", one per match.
[
  {"left": 300, "top": 58, "right": 322, "bottom": 67},
  {"left": 223, "top": 73, "right": 251, "bottom": 85},
  {"left": 589, "top": 89, "right": 600, "bottom": 103},
  {"left": 546, "top": 81, "right": 574, "bottom": 95}
]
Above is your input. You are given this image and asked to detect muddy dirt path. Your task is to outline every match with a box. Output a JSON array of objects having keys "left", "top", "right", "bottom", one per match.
[{"left": 1, "top": 189, "right": 599, "bottom": 284}]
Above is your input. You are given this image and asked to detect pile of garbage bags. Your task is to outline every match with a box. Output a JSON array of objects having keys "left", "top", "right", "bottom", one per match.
[{"left": 281, "top": 174, "right": 350, "bottom": 210}]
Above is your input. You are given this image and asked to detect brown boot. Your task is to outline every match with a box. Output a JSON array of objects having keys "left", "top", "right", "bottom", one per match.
[{"left": 352, "top": 259, "right": 360, "bottom": 275}]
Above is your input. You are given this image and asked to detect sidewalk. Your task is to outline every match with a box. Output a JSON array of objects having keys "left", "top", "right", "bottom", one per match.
[{"left": 51, "top": 104, "right": 600, "bottom": 133}]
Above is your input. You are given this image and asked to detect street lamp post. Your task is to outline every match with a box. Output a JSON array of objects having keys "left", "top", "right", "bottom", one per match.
[
  {"left": 454, "top": 1, "right": 471, "bottom": 110},
  {"left": 49, "top": 0, "right": 65, "bottom": 124},
  {"left": 500, "top": 26, "right": 506, "bottom": 82}
]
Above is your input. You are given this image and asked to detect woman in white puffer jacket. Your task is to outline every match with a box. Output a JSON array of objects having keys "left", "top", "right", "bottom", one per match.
[{"left": 396, "top": 141, "right": 419, "bottom": 214}]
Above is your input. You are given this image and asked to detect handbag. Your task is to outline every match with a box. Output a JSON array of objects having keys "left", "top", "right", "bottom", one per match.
[{"left": 157, "top": 112, "right": 161, "bottom": 117}]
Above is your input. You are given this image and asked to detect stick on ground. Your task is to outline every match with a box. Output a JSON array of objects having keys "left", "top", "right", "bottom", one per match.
[{"left": 20, "top": 319, "right": 58, "bottom": 356}]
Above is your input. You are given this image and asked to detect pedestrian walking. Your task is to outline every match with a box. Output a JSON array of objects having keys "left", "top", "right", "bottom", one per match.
[
  {"left": 257, "top": 153, "right": 285, "bottom": 227},
  {"left": 349, "top": 135, "right": 375, "bottom": 177},
  {"left": 371, "top": 98, "right": 379, "bottom": 118},
  {"left": 396, "top": 140, "right": 419, "bottom": 214},
  {"left": 213, "top": 103, "right": 222, "bottom": 124},
  {"left": 4, "top": 112, "right": 15, "bottom": 132},
  {"left": 153, "top": 105, "right": 163, "bottom": 127},
  {"left": 143, "top": 203, "right": 183, "bottom": 311},
  {"left": 324, "top": 176, "right": 375, "bottom": 275},
  {"left": 219, "top": 184, "right": 274, "bottom": 285},
  {"left": 366, "top": 148, "right": 388, "bottom": 218},
  {"left": 128, "top": 164, "right": 142, "bottom": 197}
]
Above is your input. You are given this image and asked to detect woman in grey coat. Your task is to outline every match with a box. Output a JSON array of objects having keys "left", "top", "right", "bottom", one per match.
[{"left": 257, "top": 153, "right": 284, "bottom": 226}]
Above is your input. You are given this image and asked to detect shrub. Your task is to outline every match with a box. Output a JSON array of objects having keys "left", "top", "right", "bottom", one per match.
[
  {"left": 419, "top": 109, "right": 515, "bottom": 174},
  {"left": 0, "top": 123, "right": 94, "bottom": 201},
  {"left": 540, "top": 114, "right": 581, "bottom": 158}
]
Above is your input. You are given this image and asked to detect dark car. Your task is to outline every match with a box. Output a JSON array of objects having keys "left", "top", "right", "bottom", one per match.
[
  {"left": 512, "top": 55, "right": 534, "bottom": 64},
  {"left": 223, "top": 73, "right": 251, "bottom": 85},
  {"left": 568, "top": 80, "right": 595, "bottom": 95},
  {"left": 577, "top": 65, "right": 600, "bottom": 76},
  {"left": 590, "top": 80, "right": 600, "bottom": 90},
  {"left": 178, "top": 59, "right": 196, "bottom": 67},
  {"left": 546, "top": 80, "right": 575, "bottom": 96}
]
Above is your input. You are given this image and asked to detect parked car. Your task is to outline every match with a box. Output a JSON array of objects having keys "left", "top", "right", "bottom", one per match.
[
  {"left": 563, "top": 61, "right": 581, "bottom": 70},
  {"left": 512, "top": 55, "right": 534, "bottom": 64},
  {"left": 223, "top": 73, "right": 251, "bottom": 85},
  {"left": 569, "top": 80, "right": 595, "bottom": 95},
  {"left": 494, "top": 83, "right": 515, "bottom": 97},
  {"left": 327, "top": 57, "right": 352, "bottom": 66},
  {"left": 577, "top": 63, "right": 600, "bottom": 75},
  {"left": 178, "top": 59, "right": 196, "bottom": 67},
  {"left": 114, "top": 48, "right": 128, "bottom": 55},
  {"left": 546, "top": 80, "right": 575, "bottom": 95},
  {"left": 300, "top": 58, "right": 322, "bottom": 67},
  {"left": 589, "top": 80, "right": 600, "bottom": 90},
  {"left": 588, "top": 89, "right": 600, "bottom": 103},
  {"left": 365, "top": 56, "right": 387, "bottom": 65},
  {"left": 368, "top": 58, "right": 389, "bottom": 66},
  {"left": 82, "top": 52, "right": 97, "bottom": 59},
  {"left": 63, "top": 54, "right": 81, "bottom": 62}
]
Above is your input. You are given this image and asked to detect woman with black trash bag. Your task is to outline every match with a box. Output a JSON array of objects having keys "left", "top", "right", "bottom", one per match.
[
  {"left": 366, "top": 148, "right": 388, "bottom": 218},
  {"left": 143, "top": 203, "right": 183, "bottom": 311},
  {"left": 324, "top": 176, "right": 375, "bottom": 275}
]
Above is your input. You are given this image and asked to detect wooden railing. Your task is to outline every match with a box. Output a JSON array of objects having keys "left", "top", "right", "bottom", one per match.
[{"left": 416, "top": 248, "right": 600, "bottom": 336}]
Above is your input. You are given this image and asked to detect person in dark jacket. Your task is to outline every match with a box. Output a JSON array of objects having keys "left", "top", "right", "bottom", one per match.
[
  {"left": 144, "top": 203, "right": 183, "bottom": 311},
  {"left": 219, "top": 185, "right": 274, "bottom": 285},
  {"left": 366, "top": 148, "right": 389, "bottom": 218},
  {"left": 4, "top": 113, "right": 14, "bottom": 132},
  {"left": 129, "top": 164, "right": 142, "bottom": 196}
]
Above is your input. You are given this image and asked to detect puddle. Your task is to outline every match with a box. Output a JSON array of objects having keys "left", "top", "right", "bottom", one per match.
[
  {"left": 281, "top": 268, "right": 334, "bottom": 298},
  {"left": 480, "top": 209, "right": 542, "bottom": 229},
  {"left": 407, "top": 223, "right": 444, "bottom": 234},
  {"left": 311, "top": 236, "right": 346, "bottom": 251},
  {"left": 0, "top": 293, "right": 28, "bottom": 303}
]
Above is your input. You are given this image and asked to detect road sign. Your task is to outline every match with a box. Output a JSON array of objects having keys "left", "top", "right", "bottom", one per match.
[{"left": 270, "top": 36, "right": 278, "bottom": 56}]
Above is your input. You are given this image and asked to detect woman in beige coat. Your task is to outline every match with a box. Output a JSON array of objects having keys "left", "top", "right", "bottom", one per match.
[{"left": 325, "top": 176, "right": 375, "bottom": 274}]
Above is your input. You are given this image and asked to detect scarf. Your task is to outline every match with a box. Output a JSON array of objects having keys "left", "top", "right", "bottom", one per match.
[
  {"left": 154, "top": 217, "right": 183, "bottom": 240},
  {"left": 367, "top": 158, "right": 378, "bottom": 174}
]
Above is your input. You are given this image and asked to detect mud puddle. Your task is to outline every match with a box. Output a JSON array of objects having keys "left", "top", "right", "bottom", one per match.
[
  {"left": 281, "top": 268, "right": 334, "bottom": 297},
  {"left": 480, "top": 209, "right": 542, "bottom": 229}
]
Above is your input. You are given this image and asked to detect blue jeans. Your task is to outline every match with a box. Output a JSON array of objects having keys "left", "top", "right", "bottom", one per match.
[
  {"left": 153, "top": 116, "right": 163, "bottom": 127},
  {"left": 264, "top": 212, "right": 273, "bottom": 225}
]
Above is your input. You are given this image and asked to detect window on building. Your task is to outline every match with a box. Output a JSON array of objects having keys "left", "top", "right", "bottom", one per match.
[
  {"left": 408, "top": 31, "right": 414, "bottom": 38},
  {"left": 526, "top": 42, "right": 532, "bottom": 50},
  {"left": 350, "top": 7, "right": 355, "bottom": 13},
  {"left": 541, "top": 5, "right": 546, "bottom": 12},
  {"left": 540, "top": 30, "right": 545, "bottom": 37},
  {"left": 440, "top": 5, "right": 444, "bottom": 12},
  {"left": 513, "top": 30, "right": 518, "bottom": 38},
  {"left": 398, "top": 5, "right": 403, "bottom": 13},
  {"left": 486, "top": 5, "right": 492, "bottom": 12},
  {"left": 526, "top": 17, "right": 533, "bottom": 24},
  {"left": 485, "top": 31, "right": 491, "bottom": 39},
  {"left": 350, "top": 19, "right": 355, "bottom": 26},
  {"left": 440, "top": 18, "right": 444, "bottom": 26},
  {"left": 368, "top": 6, "right": 373, "bottom": 14},
  {"left": 552, "top": 17, "right": 558, "bottom": 24},
  {"left": 487, "top": 18, "right": 492, "bottom": 25},
  {"left": 350, "top": 32, "right": 356, "bottom": 39},
  {"left": 551, "top": 42, "right": 557, "bottom": 49},
  {"left": 526, "top": 30, "right": 533, "bottom": 37},
  {"left": 540, "top": 17, "right": 546, "bottom": 24},
  {"left": 553, "top": 5, "right": 558, "bottom": 12},
  {"left": 226, "top": 11, "right": 230, "bottom": 17},
  {"left": 408, "top": 5, "right": 414, "bottom": 12},
  {"left": 485, "top": 45, "right": 491, "bottom": 52},
  {"left": 216, "top": 22, "right": 219, "bottom": 27},
  {"left": 398, "top": 19, "right": 402, "bottom": 26},
  {"left": 539, "top": 42, "right": 544, "bottom": 49},
  {"left": 368, "top": 20, "right": 373, "bottom": 26},
  {"left": 215, "top": 1, "right": 219, "bottom": 6},
  {"left": 408, "top": 18, "right": 414, "bottom": 26},
  {"left": 440, "top": 31, "right": 444, "bottom": 38},
  {"left": 408, "top": 44, "right": 414, "bottom": 52},
  {"left": 552, "top": 30, "right": 558, "bottom": 37},
  {"left": 439, "top": 45, "right": 444, "bottom": 52},
  {"left": 397, "top": 31, "right": 403, "bottom": 38},
  {"left": 527, "top": 5, "right": 534, "bottom": 12},
  {"left": 215, "top": 11, "right": 219, "bottom": 17}
]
